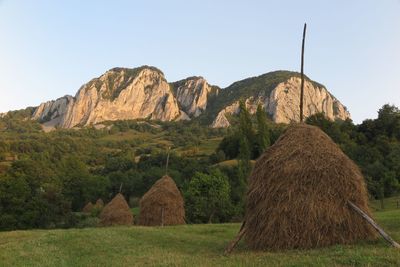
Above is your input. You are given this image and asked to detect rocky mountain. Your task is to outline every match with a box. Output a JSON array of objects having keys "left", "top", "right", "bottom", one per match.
[
  {"left": 210, "top": 74, "right": 350, "bottom": 127},
  {"left": 31, "top": 66, "right": 350, "bottom": 129}
]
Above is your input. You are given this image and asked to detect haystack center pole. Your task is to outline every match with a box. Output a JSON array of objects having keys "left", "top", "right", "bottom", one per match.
[
  {"left": 165, "top": 147, "right": 171, "bottom": 175},
  {"left": 161, "top": 207, "right": 165, "bottom": 227},
  {"left": 348, "top": 201, "right": 400, "bottom": 248},
  {"left": 300, "top": 23, "right": 307, "bottom": 122}
]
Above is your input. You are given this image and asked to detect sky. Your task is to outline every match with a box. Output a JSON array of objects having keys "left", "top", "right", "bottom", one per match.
[{"left": 0, "top": 0, "right": 399, "bottom": 123}]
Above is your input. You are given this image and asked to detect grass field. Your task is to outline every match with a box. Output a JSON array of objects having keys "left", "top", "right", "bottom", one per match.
[{"left": 0, "top": 205, "right": 399, "bottom": 267}]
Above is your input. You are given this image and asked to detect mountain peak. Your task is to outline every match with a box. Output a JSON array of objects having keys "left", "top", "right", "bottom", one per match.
[{"left": 108, "top": 65, "right": 164, "bottom": 76}]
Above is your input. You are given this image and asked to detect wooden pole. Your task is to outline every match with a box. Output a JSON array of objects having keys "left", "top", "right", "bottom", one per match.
[
  {"left": 119, "top": 182, "right": 123, "bottom": 193},
  {"left": 300, "top": 23, "right": 307, "bottom": 122},
  {"left": 165, "top": 147, "right": 171, "bottom": 175},
  {"left": 348, "top": 201, "right": 400, "bottom": 248},
  {"left": 224, "top": 221, "right": 246, "bottom": 255},
  {"left": 161, "top": 207, "right": 165, "bottom": 227}
]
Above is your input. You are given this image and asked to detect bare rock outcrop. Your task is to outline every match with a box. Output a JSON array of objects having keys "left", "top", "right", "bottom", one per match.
[
  {"left": 175, "top": 77, "right": 216, "bottom": 117},
  {"left": 32, "top": 95, "right": 73, "bottom": 123},
  {"left": 33, "top": 67, "right": 183, "bottom": 128}
]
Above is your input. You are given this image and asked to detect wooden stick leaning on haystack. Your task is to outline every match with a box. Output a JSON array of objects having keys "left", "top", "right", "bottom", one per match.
[
  {"left": 224, "top": 221, "right": 246, "bottom": 255},
  {"left": 224, "top": 201, "right": 400, "bottom": 255},
  {"left": 348, "top": 201, "right": 400, "bottom": 248}
]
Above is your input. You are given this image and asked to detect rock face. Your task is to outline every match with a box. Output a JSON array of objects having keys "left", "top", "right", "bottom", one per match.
[
  {"left": 210, "top": 96, "right": 266, "bottom": 128},
  {"left": 211, "top": 77, "right": 350, "bottom": 128},
  {"left": 31, "top": 66, "right": 350, "bottom": 129},
  {"left": 32, "top": 95, "right": 73, "bottom": 125},
  {"left": 174, "top": 77, "right": 217, "bottom": 117},
  {"left": 33, "top": 67, "right": 184, "bottom": 128},
  {"left": 61, "top": 67, "right": 181, "bottom": 128}
]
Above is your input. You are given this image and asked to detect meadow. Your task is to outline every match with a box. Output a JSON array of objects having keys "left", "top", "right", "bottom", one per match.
[{"left": 0, "top": 199, "right": 399, "bottom": 267}]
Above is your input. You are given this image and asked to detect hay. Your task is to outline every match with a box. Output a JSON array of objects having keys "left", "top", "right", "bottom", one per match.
[
  {"left": 139, "top": 175, "right": 185, "bottom": 226},
  {"left": 244, "top": 123, "right": 377, "bottom": 250},
  {"left": 99, "top": 193, "right": 133, "bottom": 226},
  {"left": 82, "top": 202, "right": 94, "bottom": 213},
  {"left": 95, "top": 198, "right": 104, "bottom": 209}
]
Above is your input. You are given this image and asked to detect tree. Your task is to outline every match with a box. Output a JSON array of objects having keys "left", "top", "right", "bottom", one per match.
[
  {"left": 238, "top": 136, "right": 251, "bottom": 179},
  {"left": 238, "top": 100, "right": 254, "bottom": 144},
  {"left": 255, "top": 104, "right": 270, "bottom": 157},
  {"left": 0, "top": 159, "right": 71, "bottom": 230},
  {"left": 184, "top": 170, "right": 231, "bottom": 223},
  {"left": 376, "top": 104, "right": 400, "bottom": 140},
  {"left": 236, "top": 101, "right": 253, "bottom": 195},
  {"left": 217, "top": 134, "right": 240, "bottom": 159},
  {"left": 60, "top": 156, "right": 108, "bottom": 211}
]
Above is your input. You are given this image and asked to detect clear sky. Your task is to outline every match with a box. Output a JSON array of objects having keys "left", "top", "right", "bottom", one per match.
[{"left": 0, "top": 0, "right": 399, "bottom": 123}]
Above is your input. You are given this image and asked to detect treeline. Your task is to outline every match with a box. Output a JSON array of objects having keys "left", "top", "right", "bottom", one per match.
[
  {"left": 306, "top": 104, "right": 400, "bottom": 201},
  {"left": 217, "top": 103, "right": 400, "bottom": 202}
]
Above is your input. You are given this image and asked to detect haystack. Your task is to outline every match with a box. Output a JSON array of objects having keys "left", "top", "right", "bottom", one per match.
[
  {"left": 139, "top": 175, "right": 185, "bottom": 226},
  {"left": 95, "top": 198, "right": 104, "bottom": 209},
  {"left": 82, "top": 202, "right": 94, "bottom": 213},
  {"left": 244, "top": 123, "right": 376, "bottom": 250},
  {"left": 99, "top": 193, "right": 133, "bottom": 226}
]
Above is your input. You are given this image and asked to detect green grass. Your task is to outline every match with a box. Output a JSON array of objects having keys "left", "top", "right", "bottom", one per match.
[
  {"left": 370, "top": 196, "right": 400, "bottom": 211},
  {"left": 213, "top": 159, "right": 256, "bottom": 168},
  {"left": 99, "top": 129, "right": 221, "bottom": 157},
  {"left": 196, "top": 137, "right": 223, "bottom": 155},
  {"left": 0, "top": 208, "right": 399, "bottom": 266}
]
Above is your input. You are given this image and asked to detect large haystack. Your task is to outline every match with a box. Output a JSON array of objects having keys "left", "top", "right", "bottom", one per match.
[
  {"left": 82, "top": 202, "right": 94, "bottom": 213},
  {"left": 244, "top": 123, "right": 377, "bottom": 250},
  {"left": 139, "top": 175, "right": 185, "bottom": 226},
  {"left": 99, "top": 193, "right": 133, "bottom": 226}
]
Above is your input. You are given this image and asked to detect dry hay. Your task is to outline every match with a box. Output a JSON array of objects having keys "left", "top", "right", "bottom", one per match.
[
  {"left": 99, "top": 193, "right": 133, "bottom": 226},
  {"left": 139, "top": 175, "right": 185, "bottom": 226},
  {"left": 95, "top": 198, "right": 104, "bottom": 209},
  {"left": 244, "top": 123, "right": 377, "bottom": 250},
  {"left": 82, "top": 202, "right": 94, "bottom": 213}
]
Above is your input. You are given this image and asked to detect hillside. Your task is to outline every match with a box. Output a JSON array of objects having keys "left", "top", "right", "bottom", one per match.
[
  {"left": 1, "top": 102, "right": 399, "bottom": 235},
  {"left": 26, "top": 66, "right": 350, "bottom": 130},
  {"left": 0, "top": 206, "right": 399, "bottom": 266}
]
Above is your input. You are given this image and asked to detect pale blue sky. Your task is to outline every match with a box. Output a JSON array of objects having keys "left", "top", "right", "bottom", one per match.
[{"left": 0, "top": 0, "right": 399, "bottom": 123}]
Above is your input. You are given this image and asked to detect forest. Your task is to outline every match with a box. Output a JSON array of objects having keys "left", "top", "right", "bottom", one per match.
[{"left": 0, "top": 103, "right": 399, "bottom": 230}]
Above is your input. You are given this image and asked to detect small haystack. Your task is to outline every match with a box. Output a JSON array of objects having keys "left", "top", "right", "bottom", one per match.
[
  {"left": 82, "top": 202, "right": 94, "bottom": 213},
  {"left": 139, "top": 175, "right": 185, "bottom": 226},
  {"left": 95, "top": 198, "right": 104, "bottom": 209},
  {"left": 99, "top": 193, "right": 133, "bottom": 226},
  {"left": 243, "top": 123, "right": 377, "bottom": 250}
]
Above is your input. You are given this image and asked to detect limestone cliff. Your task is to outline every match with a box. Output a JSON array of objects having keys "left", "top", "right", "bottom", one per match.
[
  {"left": 33, "top": 67, "right": 184, "bottom": 128},
  {"left": 173, "top": 77, "right": 218, "bottom": 117},
  {"left": 32, "top": 95, "right": 73, "bottom": 125},
  {"left": 211, "top": 77, "right": 350, "bottom": 128},
  {"left": 61, "top": 67, "right": 182, "bottom": 128}
]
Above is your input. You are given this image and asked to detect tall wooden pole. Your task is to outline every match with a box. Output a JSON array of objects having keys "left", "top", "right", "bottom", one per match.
[
  {"left": 300, "top": 23, "right": 307, "bottom": 122},
  {"left": 165, "top": 147, "right": 171, "bottom": 175}
]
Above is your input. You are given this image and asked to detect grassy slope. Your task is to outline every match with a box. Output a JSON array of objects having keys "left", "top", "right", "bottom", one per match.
[
  {"left": 1, "top": 208, "right": 399, "bottom": 266},
  {"left": 99, "top": 129, "right": 222, "bottom": 155}
]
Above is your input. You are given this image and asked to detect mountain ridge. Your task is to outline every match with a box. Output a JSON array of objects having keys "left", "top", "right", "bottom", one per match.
[{"left": 25, "top": 66, "right": 350, "bottom": 129}]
